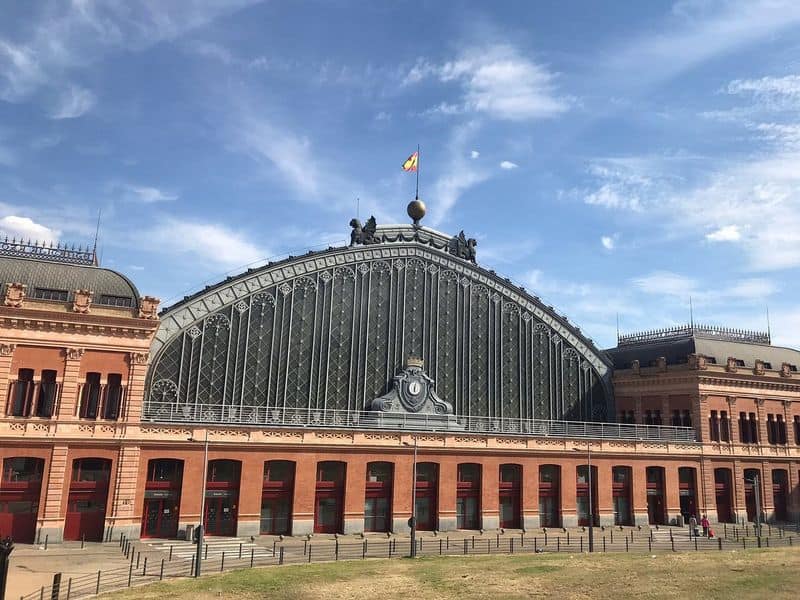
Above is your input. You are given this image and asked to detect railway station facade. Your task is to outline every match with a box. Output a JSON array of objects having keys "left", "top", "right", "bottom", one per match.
[{"left": 0, "top": 214, "right": 799, "bottom": 544}]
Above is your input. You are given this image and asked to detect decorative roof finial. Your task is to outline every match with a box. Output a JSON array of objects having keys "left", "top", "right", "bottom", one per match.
[{"left": 407, "top": 198, "right": 426, "bottom": 227}]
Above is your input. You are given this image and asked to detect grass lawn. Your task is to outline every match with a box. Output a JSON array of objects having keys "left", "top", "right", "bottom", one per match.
[{"left": 102, "top": 547, "right": 800, "bottom": 599}]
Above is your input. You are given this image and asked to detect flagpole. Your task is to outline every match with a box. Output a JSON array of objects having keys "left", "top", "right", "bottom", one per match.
[{"left": 415, "top": 144, "right": 420, "bottom": 200}]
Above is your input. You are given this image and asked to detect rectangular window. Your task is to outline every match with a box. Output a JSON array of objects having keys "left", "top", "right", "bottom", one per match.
[
  {"left": 32, "top": 288, "right": 69, "bottom": 301},
  {"left": 682, "top": 410, "right": 692, "bottom": 427},
  {"left": 739, "top": 412, "right": 749, "bottom": 444},
  {"left": 794, "top": 416, "right": 800, "bottom": 445},
  {"left": 720, "top": 411, "right": 730, "bottom": 442},
  {"left": 103, "top": 373, "right": 123, "bottom": 420},
  {"left": 672, "top": 410, "right": 681, "bottom": 427},
  {"left": 80, "top": 372, "right": 102, "bottom": 419},
  {"left": 9, "top": 368, "right": 34, "bottom": 417},
  {"left": 35, "top": 369, "right": 57, "bottom": 418},
  {"left": 767, "top": 414, "right": 777, "bottom": 445},
  {"left": 749, "top": 413, "right": 758, "bottom": 444},
  {"left": 777, "top": 415, "right": 787, "bottom": 445},
  {"left": 97, "top": 295, "right": 133, "bottom": 308},
  {"left": 709, "top": 411, "right": 720, "bottom": 442}
]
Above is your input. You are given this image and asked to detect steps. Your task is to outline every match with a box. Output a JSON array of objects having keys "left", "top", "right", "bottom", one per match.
[{"left": 143, "top": 537, "right": 275, "bottom": 561}]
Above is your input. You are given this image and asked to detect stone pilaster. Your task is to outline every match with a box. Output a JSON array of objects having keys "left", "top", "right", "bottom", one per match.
[
  {"left": 727, "top": 397, "right": 739, "bottom": 443},
  {"left": 59, "top": 348, "right": 84, "bottom": 418},
  {"left": 634, "top": 395, "right": 643, "bottom": 425},
  {"left": 342, "top": 455, "right": 366, "bottom": 534},
  {"left": 39, "top": 445, "right": 69, "bottom": 543},
  {"left": 522, "top": 462, "right": 539, "bottom": 530},
  {"left": 756, "top": 399, "right": 768, "bottom": 446},
  {"left": 125, "top": 352, "right": 149, "bottom": 422},
  {"left": 106, "top": 445, "right": 141, "bottom": 541},
  {"left": 0, "top": 343, "right": 15, "bottom": 413}
]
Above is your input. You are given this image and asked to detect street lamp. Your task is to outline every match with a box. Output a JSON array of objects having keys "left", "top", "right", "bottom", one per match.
[
  {"left": 402, "top": 436, "right": 418, "bottom": 558},
  {"left": 745, "top": 473, "right": 762, "bottom": 548},
  {"left": 188, "top": 430, "right": 209, "bottom": 577},
  {"left": 572, "top": 441, "right": 594, "bottom": 552}
]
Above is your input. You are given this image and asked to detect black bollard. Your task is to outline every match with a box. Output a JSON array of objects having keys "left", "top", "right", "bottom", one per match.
[{"left": 0, "top": 537, "right": 14, "bottom": 600}]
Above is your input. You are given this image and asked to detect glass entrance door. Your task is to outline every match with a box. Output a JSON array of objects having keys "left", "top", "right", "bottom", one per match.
[{"left": 204, "top": 496, "right": 237, "bottom": 536}]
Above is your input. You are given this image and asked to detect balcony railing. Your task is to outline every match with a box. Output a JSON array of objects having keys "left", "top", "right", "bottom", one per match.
[{"left": 142, "top": 402, "right": 697, "bottom": 442}]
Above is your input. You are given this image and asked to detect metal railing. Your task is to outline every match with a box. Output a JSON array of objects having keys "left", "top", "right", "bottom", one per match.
[
  {"left": 142, "top": 402, "right": 697, "bottom": 442},
  {"left": 20, "top": 526, "right": 799, "bottom": 600},
  {"left": 618, "top": 323, "right": 770, "bottom": 346}
]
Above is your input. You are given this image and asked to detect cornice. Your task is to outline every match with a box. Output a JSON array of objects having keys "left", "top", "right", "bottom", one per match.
[{"left": 0, "top": 306, "right": 158, "bottom": 339}]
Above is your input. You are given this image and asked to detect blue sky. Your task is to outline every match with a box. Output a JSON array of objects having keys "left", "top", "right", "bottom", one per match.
[{"left": 2, "top": 0, "right": 800, "bottom": 349}]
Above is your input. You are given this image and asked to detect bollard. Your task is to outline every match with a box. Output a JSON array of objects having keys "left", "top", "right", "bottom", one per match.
[
  {"left": 648, "top": 538, "right": 651, "bottom": 552},
  {"left": 694, "top": 537, "right": 698, "bottom": 551},
  {"left": 534, "top": 537, "right": 538, "bottom": 553},
  {"left": 362, "top": 541, "right": 367, "bottom": 560},
  {"left": 44, "top": 535, "right": 49, "bottom": 551},
  {"left": 567, "top": 531, "right": 570, "bottom": 545},
  {"left": 50, "top": 572, "right": 61, "bottom": 600},
  {"left": 765, "top": 537, "right": 769, "bottom": 548},
  {"left": 221, "top": 552, "right": 225, "bottom": 572},
  {"left": 671, "top": 538, "right": 674, "bottom": 552},
  {"left": 669, "top": 530, "right": 673, "bottom": 542},
  {"left": 279, "top": 546, "right": 284, "bottom": 565},
  {"left": 718, "top": 538, "right": 722, "bottom": 551},
  {"left": 136, "top": 551, "right": 140, "bottom": 569},
  {"left": 724, "top": 523, "right": 727, "bottom": 537},
  {"left": 142, "top": 556, "right": 147, "bottom": 576},
  {"left": 511, "top": 538, "right": 514, "bottom": 554},
  {"left": 273, "top": 540, "right": 276, "bottom": 555},
  {"left": 625, "top": 538, "right": 628, "bottom": 552},
  {"left": 160, "top": 558, "right": 165, "bottom": 580},
  {"left": 472, "top": 535, "right": 475, "bottom": 549},
  {"left": 81, "top": 534, "right": 85, "bottom": 550},
  {"left": 580, "top": 537, "right": 583, "bottom": 553},
  {"left": 447, "top": 537, "right": 450, "bottom": 550},
  {"left": 487, "top": 539, "right": 491, "bottom": 554},
  {"left": 464, "top": 539, "right": 468, "bottom": 555},
  {"left": 610, "top": 530, "right": 613, "bottom": 544},
  {"left": 790, "top": 536, "right": 793, "bottom": 547},
  {"left": 128, "top": 562, "right": 133, "bottom": 587},
  {"left": 304, "top": 539, "right": 308, "bottom": 555},
  {"left": 439, "top": 539, "right": 443, "bottom": 555},
  {"left": 497, "top": 533, "right": 500, "bottom": 548},
  {"left": 169, "top": 545, "right": 173, "bottom": 561},
  {"left": 557, "top": 537, "right": 560, "bottom": 552},
  {"left": 603, "top": 537, "right": 606, "bottom": 552},
  {"left": 743, "top": 538, "right": 746, "bottom": 549},
  {"left": 335, "top": 539, "right": 339, "bottom": 561},
  {"left": 239, "top": 542, "right": 243, "bottom": 559},
  {"left": 251, "top": 547, "right": 255, "bottom": 568},
  {"left": 66, "top": 578, "right": 72, "bottom": 600},
  {"left": 96, "top": 570, "right": 101, "bottom": 595},
  {"left": 205, "top": 543, "right": 208, "bottom": 560}
]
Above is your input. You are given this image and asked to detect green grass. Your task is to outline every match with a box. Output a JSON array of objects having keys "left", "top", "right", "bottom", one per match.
[{"left": 102, "top": 547, "right": 800, "bottom": 600}]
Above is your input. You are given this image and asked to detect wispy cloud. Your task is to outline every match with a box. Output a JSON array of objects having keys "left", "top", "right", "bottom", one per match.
[
  {"left": 144, "top": 219, "right": 266, "bottom": 269},
  {"left": 634, "top": 270, "right": 777, "bottom": 302},
  {"left": 705, "top": 225, "right": 741, "bottom": 242},
  {"left": 123, "top": 185, "right": 178, "bottom": 204},
  {"left": 406, "top": 44, "right": 570, "bottom": 121},
  {"left": 429, "top": 121, "right": 491, "bottom": 226},
  {"left": 601, "top": 234, "right": 618, "bottom": 250},
  {"left": 603, "top": 0, "right": 800, "bottom": 87},
  {"left": 499, "top": 160, "right": 518, "bottom": 170},
  {"left": 49, "top": 85, "right": 96, "bottom": 119}
]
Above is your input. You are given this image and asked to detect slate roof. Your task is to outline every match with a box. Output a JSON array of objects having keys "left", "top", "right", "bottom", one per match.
[
  {"left": 0, "top": 255, "right": 140, "bottom": 307},
  {"left": 606, "top": 325, "right": 800, "bottom": 371}
]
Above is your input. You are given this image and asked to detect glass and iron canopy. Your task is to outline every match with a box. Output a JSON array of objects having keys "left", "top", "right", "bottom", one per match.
[{"left": 145, "top": 220, "right": 616, "bottom": 433}]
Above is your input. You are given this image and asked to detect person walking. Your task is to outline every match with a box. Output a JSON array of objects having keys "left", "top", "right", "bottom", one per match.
[
  {"left": 689, "top": 514, "right": 698, "bottom": 538},
  {"left": 701, "top": 514, "right": 710, "bottom": 537}
]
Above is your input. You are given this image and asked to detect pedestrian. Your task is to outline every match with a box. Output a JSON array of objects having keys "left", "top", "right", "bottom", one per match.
[
  {"left": 701, "top": 514, "right": 710, "bottom": 537},
  {"left": 689, "top": 514, "right": 697, "bottom": 538},
  {"left": 707, "top": 527, "right": 714, "bottom": 539}
]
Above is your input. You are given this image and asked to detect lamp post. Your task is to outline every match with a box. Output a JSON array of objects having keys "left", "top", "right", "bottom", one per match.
[
  {"left": 573, "top": 441, "right": 594, "bottom": 552},
  {"left": 402, "top": 436, "right": 418, "bottom": 558},
  {"left": 746, "top": 473, "right": 762, "bottom": 547},
  {"left": 189, "top": 429, "right": 209, "bottom": 577}
]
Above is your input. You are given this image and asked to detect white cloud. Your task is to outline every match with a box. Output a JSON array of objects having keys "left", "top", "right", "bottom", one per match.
[
  {"left": 0, "top": 215, "right": 60, "bottom": 243},
  {"left": 124, "top": 185, "right": 178, "bottom": 203},
  {"left": 499, "top": 160, "right": 518, "bottom": 170},
  {"left": 470, "top": 150, "right": 480, "bottom": 159},
  {"left": 408, "top": 44, "right": 569, "bottom": 121},
  {"left": 633, "top": 271, "right": 696, "bottom": 297},
  {"left": 705, "top": 225, "right": 741, "bottom": 242},
  {"left": 601, "top": 235, "right": 617, "bottom": 250},
  {"left": 633, "top": 270, "right": 777, "bottom": 302},
  {"left": 49, "top": 86, "right": 96, "bottom": 119},
  {"left": 582, "top": 164, "right": 650, "bottom": 211},
  {"left": 145, "top": 220, "right": 266, "bottom": 269},
  {"left": 727, "top": 75, "right": 800, "bottom": 108}
]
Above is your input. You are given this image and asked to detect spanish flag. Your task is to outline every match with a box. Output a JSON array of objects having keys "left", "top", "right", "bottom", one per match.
[{"left": 402, "top": 151, "right": 419, "bottom": 172}]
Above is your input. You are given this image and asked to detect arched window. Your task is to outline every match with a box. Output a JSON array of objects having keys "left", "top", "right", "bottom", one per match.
[
  {"left": 365, "top": 462, "right": 393, "bottom": 532},
  {"left": 457, "top": 464, "right": 481, "bottom": 529},
  {"left": 539, "top": 465, "right": 560, "bottom": 527},
  {"left": 499, "top": 464, "right": 521, "bottom": 529},
  {"left": 262, "top": 460, "right": 295, "bottom": 535}
]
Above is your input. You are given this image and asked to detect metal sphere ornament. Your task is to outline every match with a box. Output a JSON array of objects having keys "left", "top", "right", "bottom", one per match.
[{"left": 407, "top": 198, "right": 426, "bottom": 226}]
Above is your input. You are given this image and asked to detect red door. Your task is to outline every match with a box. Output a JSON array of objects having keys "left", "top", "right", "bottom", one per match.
[
  {"left": 141, "top": 496, "right": 180, "bottom": 538},
  {"left": 64, "top": 490, "right": 107, "bottom": 541},
  {"left": 204, "top": 495, "right": 238, "bottom": 536}
]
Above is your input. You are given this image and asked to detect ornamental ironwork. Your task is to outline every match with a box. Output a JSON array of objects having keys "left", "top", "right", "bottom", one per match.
[
  {"left": 618, "top": 324, "right": 771, "bottom": 347},
  {"left": 146, "top": 224, "right": 613, "bottom": 426},
  {"left": 0, "top": 237, "right": 96, "bottom": 265}
]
